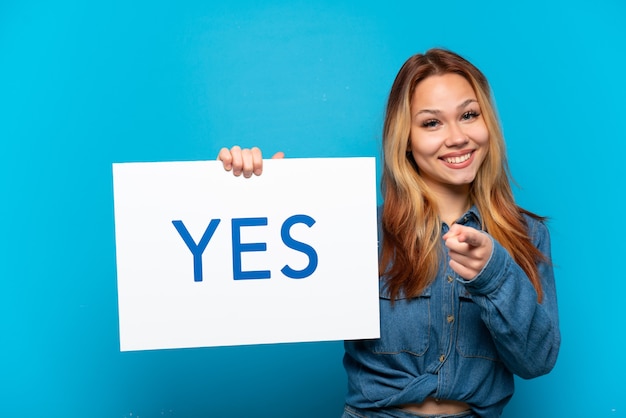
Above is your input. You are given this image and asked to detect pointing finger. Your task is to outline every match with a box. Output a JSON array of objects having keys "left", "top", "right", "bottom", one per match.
[{"left": 458, "top": 228, "right": 486, "bottom": 247}]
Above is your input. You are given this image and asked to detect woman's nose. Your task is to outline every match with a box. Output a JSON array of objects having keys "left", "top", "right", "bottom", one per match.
[{"left": 445, "top": 122, "right": 469, "bottom": 147}]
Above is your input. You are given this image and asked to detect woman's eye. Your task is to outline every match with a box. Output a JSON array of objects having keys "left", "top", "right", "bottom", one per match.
[
  {"left": 461, "top": 111, "right": 479, "bottom": 121},
  {"left": 422, "top": 119, "right": 439, "bottom": 128}
]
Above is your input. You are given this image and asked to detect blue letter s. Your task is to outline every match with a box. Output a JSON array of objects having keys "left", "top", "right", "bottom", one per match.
[{"left": 280, "top": 214, "right": 318, "bottom": 279}]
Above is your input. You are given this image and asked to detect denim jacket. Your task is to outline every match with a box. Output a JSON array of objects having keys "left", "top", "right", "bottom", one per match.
[{"left": 343, "top": 207, "right": 560, "bottom": 418}]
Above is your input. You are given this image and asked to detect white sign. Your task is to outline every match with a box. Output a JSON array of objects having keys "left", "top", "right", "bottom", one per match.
[{"left": 112, "top": 158, "right": 380, "bottom": 351}]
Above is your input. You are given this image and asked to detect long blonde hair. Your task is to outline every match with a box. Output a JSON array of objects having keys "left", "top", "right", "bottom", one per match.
[{"left": 380, "top": 48, "right": 545, "bottom": 301}]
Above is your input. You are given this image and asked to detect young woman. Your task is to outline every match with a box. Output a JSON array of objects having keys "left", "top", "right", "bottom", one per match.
[{"left": 218, "top": 48, "right": 560, "bottom": 418}]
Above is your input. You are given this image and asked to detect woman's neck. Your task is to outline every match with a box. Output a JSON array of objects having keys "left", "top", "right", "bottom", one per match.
[{"left": 433, "top": 186, "right": 471, "bottom": 226}]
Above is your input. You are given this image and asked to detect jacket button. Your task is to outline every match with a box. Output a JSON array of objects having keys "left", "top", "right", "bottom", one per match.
[
  {"left": 439, "top": 354, "right": 445, "bottom": 362},
  {"left": 447, "top": 315, "right": 455, "bottom": 323}
]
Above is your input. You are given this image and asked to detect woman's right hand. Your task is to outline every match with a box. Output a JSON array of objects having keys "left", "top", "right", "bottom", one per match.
[{"left": 217, "top": 146, "right": 285, "bottom": 178}]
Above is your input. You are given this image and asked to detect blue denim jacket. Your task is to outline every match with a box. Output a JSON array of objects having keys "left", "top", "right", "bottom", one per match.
[{"left": 343, "top": 207, "right": 560, "bottom": 418}]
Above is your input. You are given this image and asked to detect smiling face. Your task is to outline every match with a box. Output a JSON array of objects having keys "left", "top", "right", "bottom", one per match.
[{"left": 409, "top": 73, "right": 489, "bottom": 197}]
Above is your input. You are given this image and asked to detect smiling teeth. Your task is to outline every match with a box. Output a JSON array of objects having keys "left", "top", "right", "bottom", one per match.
[{"left": 444, "top": 153, "right": 471, "bottom": 164}]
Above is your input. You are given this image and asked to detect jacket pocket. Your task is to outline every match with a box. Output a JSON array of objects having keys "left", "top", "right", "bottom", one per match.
[
  {"left": 365, "top": 287, "right": 431, "bottom": 356},
  {"left": 456, "top": 290, "right": 499, "bottom": 361}
]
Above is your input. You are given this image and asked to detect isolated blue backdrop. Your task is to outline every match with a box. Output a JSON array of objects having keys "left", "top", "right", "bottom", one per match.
[{"left": 1, "top": 0, "right": 624, "bottom": 417}]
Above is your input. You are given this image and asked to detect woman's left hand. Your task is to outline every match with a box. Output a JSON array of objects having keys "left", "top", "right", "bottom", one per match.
[
  {"left": 443, "top": 224, "right": 493, "bottom": 280},
  {"left": 217, "top": 146, "right": 284, "bottom": 178}
]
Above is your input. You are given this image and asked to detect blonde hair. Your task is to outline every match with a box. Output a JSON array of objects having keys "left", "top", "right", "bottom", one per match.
[{"left": 380, "top": 48, "right": 545, "bottom": 301}]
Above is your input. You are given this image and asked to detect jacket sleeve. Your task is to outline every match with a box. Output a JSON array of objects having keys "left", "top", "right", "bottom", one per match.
[{"left": 459, "top": 219, "right": 561, "bottom": 379}]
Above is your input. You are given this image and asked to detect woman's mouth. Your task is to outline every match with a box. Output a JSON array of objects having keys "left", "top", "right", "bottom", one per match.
[{"left": 443, "top": 152, "right": 472, "bottom": 165}]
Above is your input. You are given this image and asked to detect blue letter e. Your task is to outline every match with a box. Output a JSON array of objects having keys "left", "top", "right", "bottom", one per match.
[{"left": 231, "top": 217, "right": 271, "bottom": 280}]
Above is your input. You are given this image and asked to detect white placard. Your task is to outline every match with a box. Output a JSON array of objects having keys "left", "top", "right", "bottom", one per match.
[{"left": 112, "top": 158, "right": 380, "bottom": 351}]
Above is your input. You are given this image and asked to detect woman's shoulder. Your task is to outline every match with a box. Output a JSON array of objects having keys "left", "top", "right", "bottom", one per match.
[
  {"left": 519, "top": 207, "right": 548, "bottom": 226},
  {"left": 519, "top": 208, "right": 551, "bottom": 244}
]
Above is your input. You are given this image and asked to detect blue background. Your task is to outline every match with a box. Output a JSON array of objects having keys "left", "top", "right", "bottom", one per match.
[{"left": 1, "top": 0, "right": 624, "bottom": 416}]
